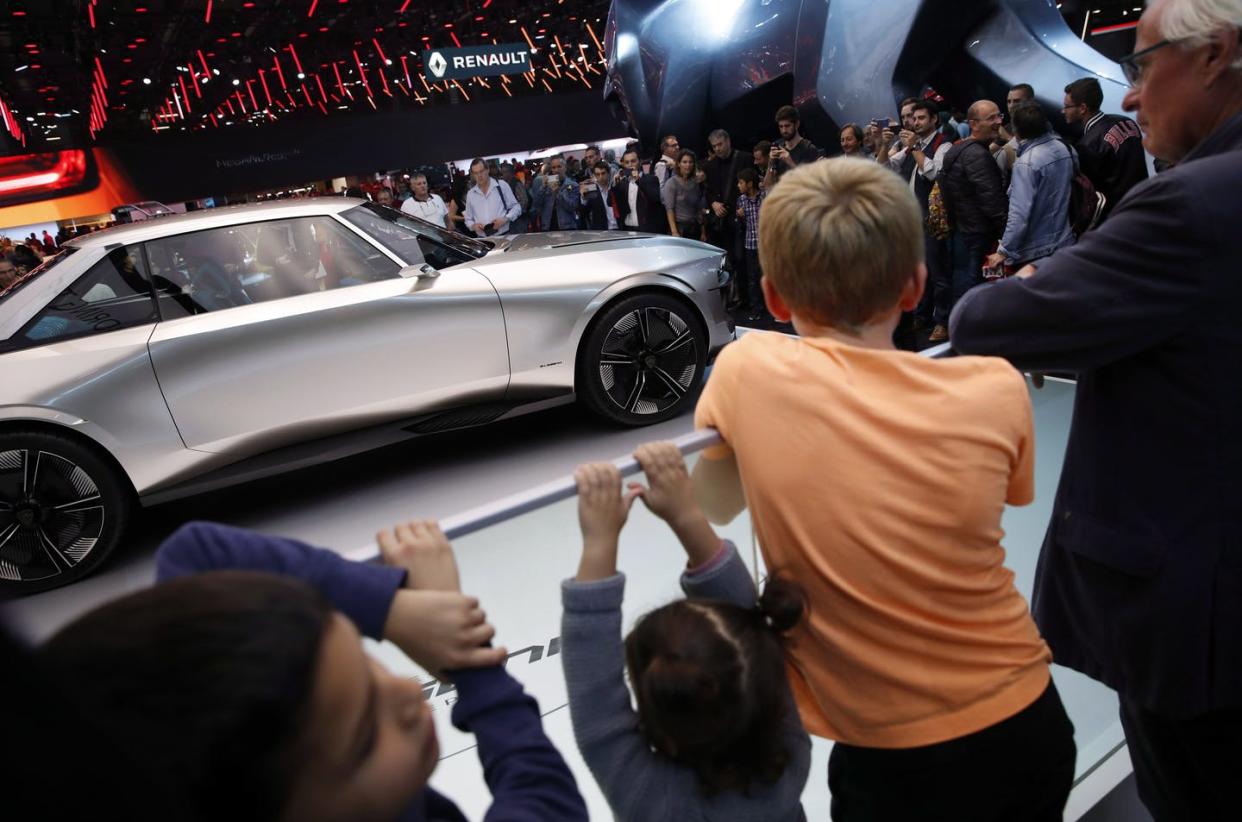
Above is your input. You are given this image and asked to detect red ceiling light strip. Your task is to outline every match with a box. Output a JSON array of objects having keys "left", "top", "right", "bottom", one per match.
[
  {"left": 189, "top": 65, "right": 203, "bottom": 98},
  {"left": 1091, "top": 21, "right": 1139, "bottom": 35},
  {"left": 287, "top": 44, "right": 305, "bottom": 75},
  {"left": 204, "top": 0, "right": 213, "bottom": 23},
  {"left": 258, "top": 69, "right": 273, "bottom": 106},
  {"left": 372, "top": 38, "right": 389, "bottom": 65},
  {"left": 308, "top": 0, "right": 319, "bottom": 17},
  {"left": 198, "top": 50, "right": 211, "bottom": 76},
  {"left": 332, "top": 62, "right": 347, "bottom": 96},
  {"left": 399, "top": 54, "right": 412, "bottom": 86},
  {"left": 272, "top": 55, "right": 288, "bottom": 90},
  {"left": 246, "top": 78, "right": 259, "bottom": 109},
  {"left": 179, "top": 75, "right": 192, "bottom": 112},
  {"left": 398, "top": 0, "right": 412, "bottom": 12},
  {"left": 352, "top": 49, "right": 372, "bottom": 95},
  {"left": 315, "top": 73, "right": 328, "bottom": 102}
]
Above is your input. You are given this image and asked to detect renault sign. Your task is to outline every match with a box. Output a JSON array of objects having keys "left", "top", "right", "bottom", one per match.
[{"left": 423, "top": 44, "right": 532, "bottom": 81}]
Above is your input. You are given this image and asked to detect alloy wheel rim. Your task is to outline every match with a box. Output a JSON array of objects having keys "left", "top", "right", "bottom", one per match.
[
  {"left": 598, "top": 307, "right": 699, "bottom": 415},
  {"left": 0, "top": 449, "right": 105, "bottom": 583}
]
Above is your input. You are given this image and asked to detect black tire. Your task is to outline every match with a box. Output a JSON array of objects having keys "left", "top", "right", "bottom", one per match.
[
  {"left": 0, "top": 429, "right": 132, "bottom": 596},
  {"left": 578, "top": 292, "right": 708, "bottom": 425}
]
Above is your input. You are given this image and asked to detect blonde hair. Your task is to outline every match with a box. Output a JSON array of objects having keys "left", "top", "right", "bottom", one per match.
[{"left": 758, "top": 158, "right": 923, "bottom": 331}]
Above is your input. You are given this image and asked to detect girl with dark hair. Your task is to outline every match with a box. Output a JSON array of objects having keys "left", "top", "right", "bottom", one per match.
[
  {"left": 38, "top": 520, "right": 588, "bottom": 822},
  {"left": 661, "top": 149, "right": 707, "bottom": 240},
  {"left": 562, "top": 442, "right": 810, "bottom": 821}
]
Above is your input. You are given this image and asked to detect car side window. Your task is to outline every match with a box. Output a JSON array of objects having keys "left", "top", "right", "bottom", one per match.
[
  {"left": 12, "top": 246, "right": 157, "bottom": 348},
  {"left": 145, "top": 217, "right": 401, "bottom": 320},
  {"left": 340, "top": 206, "right": 476, "bottom": 270}
]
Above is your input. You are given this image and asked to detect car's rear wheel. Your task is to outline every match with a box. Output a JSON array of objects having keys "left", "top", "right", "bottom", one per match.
[
  {"left": 579, "top": 292, "right": 707, "bottom": 425},
  {"left": 0, "top": 430, "right": 131, "bottom": 596}
]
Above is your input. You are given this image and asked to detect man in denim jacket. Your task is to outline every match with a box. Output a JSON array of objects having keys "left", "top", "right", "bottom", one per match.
[{"left": 987, "top": 101, "right": 1074, "bottom": 271}]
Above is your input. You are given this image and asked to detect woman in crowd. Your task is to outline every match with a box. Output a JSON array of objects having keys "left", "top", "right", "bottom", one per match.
[
  {"left": 562, "top": 442, "right": 811, "bottom": 822},
  {"left": 839, "top": 123, "right": 870, "bottom": 158},
  {"left": 661, "top": 149, "right": 707, "bottom": 240},
  {"left": 36, "top": 520, "right": 588, "bottom": 822}
]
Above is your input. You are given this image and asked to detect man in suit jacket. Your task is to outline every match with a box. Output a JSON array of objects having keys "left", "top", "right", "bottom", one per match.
[
  {"left": 949, "top": 3, "right": 1242, "bottom": 819},
  {"left": 611, "top": 148, "right": 667, "bottom": 233},
  {"left": 576, "top": 161, "right": 619, "bottom": 230}
]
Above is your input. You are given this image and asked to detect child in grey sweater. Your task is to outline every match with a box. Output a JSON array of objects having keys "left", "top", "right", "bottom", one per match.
[{"left": 563, "top": 442, "right": 811, "bottom": 822}]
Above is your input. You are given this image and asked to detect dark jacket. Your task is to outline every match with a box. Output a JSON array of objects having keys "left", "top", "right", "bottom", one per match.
[
  {"left": 1076, "top": 112, "right": 1148, "bottom": 221},
  {"left": 940, "top": 138, "right": 1008, "bottom": 239},
  {"left": 157, "top": 522, "right": 590, "bottom": 822},
  {"left": 611, "top": 173, "right": 667, "bottom": 234},
  {"left": 577, "top": 187, "right": 617, "bottom": 231},
  {"left": 703, "top": 150, "right": 747, "bottom": 214},
  {"left": 949, "top": 110, "right": 1242, "bottom": 718}
]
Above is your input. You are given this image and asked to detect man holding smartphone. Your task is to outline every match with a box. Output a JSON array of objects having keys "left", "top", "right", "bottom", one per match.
[
  {"left": 763, "top": 105, "right": 824, "bottom": 190},
  {"left": 611, "top": 149, "right": 665, "bottom": 233},
  {"left": 577, "top": 161, "right": 619, "bottom": 230},
  {"left": 531, "top": 154, "right": 580, "bottom": 232}
]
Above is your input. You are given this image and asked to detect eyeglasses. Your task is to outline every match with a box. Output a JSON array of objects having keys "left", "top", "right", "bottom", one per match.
[{"left": 1118, "top": 39, "right": 1171, "bottom": 86}]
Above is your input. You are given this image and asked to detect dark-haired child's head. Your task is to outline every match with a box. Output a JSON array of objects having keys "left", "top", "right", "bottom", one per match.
[
  {"left": 623, "top": 576, "right": 804, "bottom": 795},
  {"left": 38, "top": 571, "right": 439, "bottom": 822},
  {"left": 737, "top": 167, "right": 759, "bottom": 196}
]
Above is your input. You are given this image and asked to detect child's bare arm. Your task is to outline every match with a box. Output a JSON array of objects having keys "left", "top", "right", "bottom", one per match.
[{"left": 691, "top": 450, "right": 747, "bottom": 524}]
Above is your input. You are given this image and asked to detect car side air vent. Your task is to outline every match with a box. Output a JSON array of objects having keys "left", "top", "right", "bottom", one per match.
[{"left": 402, "top": 403, "right": 518, "bottom": 435}]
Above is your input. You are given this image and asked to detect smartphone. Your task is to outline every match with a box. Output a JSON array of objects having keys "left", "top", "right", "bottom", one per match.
[{"left": 582, "top": 182, "right": 598, "bottom": 193}]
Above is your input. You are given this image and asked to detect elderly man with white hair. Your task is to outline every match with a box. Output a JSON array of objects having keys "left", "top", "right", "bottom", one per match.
[{"left": 950, "top": 1, "right": 1242, "bottom": 819}]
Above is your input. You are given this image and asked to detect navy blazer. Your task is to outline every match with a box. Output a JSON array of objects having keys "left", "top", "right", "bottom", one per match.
[{"left": 949, "top": 111, "right": 1242, "bottom": 718}]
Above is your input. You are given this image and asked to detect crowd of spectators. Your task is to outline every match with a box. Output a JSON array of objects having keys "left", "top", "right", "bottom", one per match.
[
  {"left": 364, "top": 66, "right": 1150, "bottom": 339},
  {"left": 5, "top": 2, "right": 1241, "bottom": 822}
]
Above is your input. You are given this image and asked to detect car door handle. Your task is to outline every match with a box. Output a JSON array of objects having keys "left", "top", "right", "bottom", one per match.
[{"left": 416, "top": 263, "right": 440, "bottom": 279}]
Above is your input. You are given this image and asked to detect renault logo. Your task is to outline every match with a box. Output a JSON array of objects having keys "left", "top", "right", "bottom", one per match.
[{"left": 427, "top": 51, "right": 447, "bottom": 79}]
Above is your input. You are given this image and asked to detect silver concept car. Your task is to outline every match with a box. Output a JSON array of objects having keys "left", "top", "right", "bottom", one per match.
[{"left": 0, "top": 199, "right": 733, "bottom": 592}]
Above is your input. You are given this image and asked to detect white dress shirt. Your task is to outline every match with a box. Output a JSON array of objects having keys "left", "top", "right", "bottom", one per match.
[
  {"left": 463, "top": 179, "right": 521, "bottom": 236},
  {"left": 887, "top": 133, "right": 952, "bottom": 188},
  {"left": 624, "top": 179, "right": 640, "bottom": 228}
]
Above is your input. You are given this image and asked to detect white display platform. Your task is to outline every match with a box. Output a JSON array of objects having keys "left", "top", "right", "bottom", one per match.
[{"left": 360, "top": 377, "right": 1127, "bottom": 820}]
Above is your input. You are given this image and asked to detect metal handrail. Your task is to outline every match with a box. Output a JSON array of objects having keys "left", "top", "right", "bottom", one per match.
[
  {"left": 343, "top": 339, "right": 956, "bottom": 563},
  {"left": 342, "top": 428, "right": 723, "bottom": 562}
]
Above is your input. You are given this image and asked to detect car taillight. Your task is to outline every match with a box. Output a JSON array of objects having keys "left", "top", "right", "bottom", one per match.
[{"left": 0, "top": 150, "right": 89, "bottom": 196}]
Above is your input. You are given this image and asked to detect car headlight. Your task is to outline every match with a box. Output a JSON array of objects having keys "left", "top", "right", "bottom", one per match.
[{"left": 717, "top": 254, "right": 731, "bottom": 287}]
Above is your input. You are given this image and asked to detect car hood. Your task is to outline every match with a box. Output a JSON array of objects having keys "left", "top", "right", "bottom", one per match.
[{"left": 488, "top": 231, "right": 717, "bottom": 254}]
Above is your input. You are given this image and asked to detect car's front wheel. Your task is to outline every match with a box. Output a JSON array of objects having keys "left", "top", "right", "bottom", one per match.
[
  {"left": 0, "top": 430, "right": 131, "bottom": 596},
  {"left": 579, "top": 292, "right": 707, "bottom": 425}
]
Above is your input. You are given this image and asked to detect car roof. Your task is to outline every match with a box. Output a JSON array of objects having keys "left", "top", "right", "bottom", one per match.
[{"left": 66, "top": 198, "right": 368, "bottom": 249}]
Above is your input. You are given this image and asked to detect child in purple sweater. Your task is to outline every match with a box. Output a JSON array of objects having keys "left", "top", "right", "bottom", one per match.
[{"left": 38, "top": 519, "right": 587, "bottom": 822}]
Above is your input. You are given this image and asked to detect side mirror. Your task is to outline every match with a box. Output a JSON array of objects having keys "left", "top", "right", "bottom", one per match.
[{"left": 400, "top": 263, "right": 440, "bottom": 279}]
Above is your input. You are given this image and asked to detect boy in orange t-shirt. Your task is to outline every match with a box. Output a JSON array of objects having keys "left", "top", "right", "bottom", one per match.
[{"left": 693, "top": 158, "right": 1075, "bottom": 821}]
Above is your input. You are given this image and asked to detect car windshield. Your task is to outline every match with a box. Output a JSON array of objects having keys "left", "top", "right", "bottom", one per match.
[
  {"left": 0, "top": 246, "right": 78, "bottom": 306},
  {"left": 342, "top": 202, "right": 490, "bottom": 263}
]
